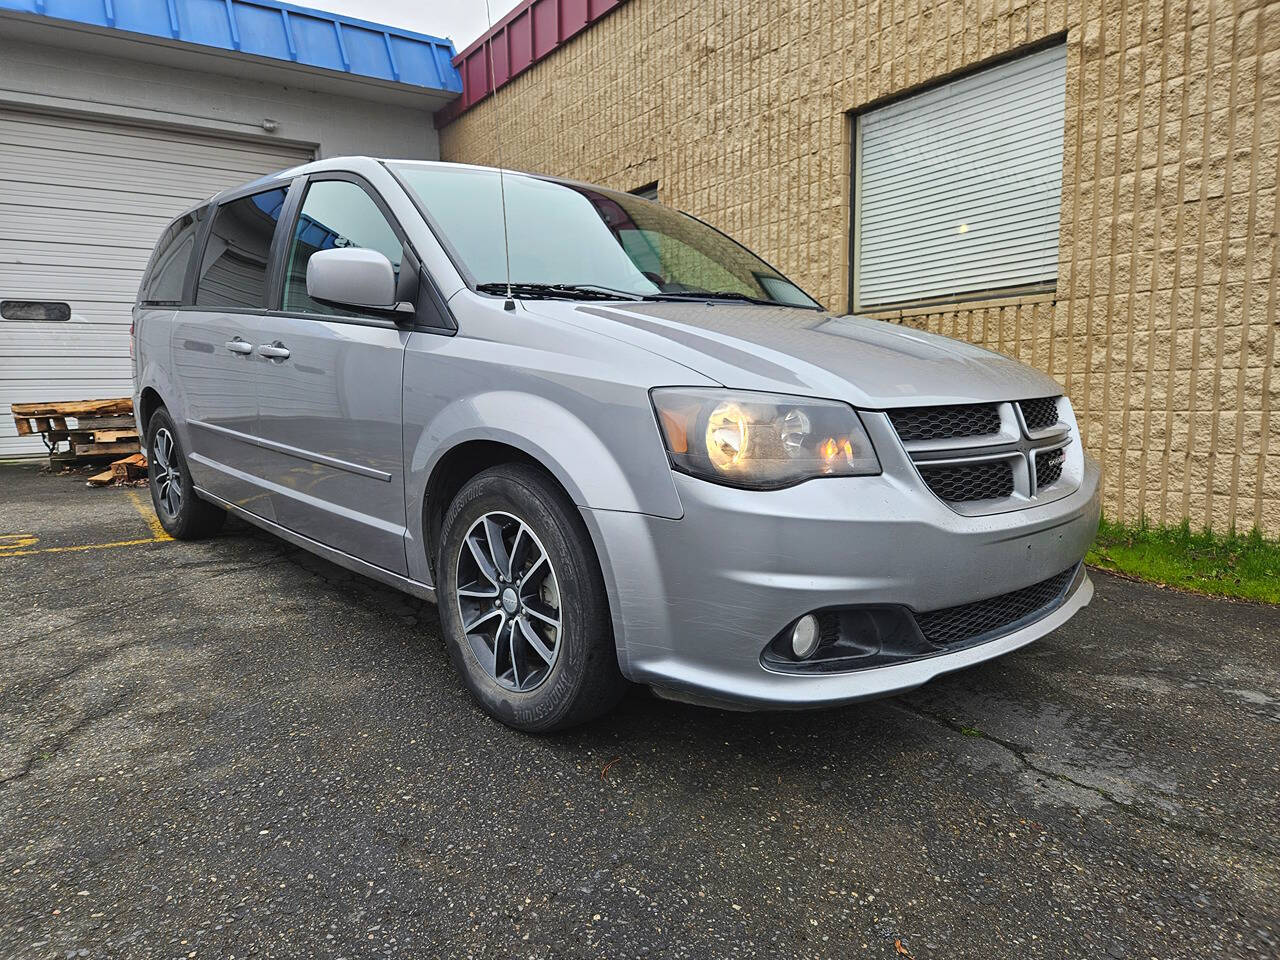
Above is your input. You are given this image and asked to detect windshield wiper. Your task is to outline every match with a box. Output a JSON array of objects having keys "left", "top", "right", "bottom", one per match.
[
  {"left": 645, "top": 290, "right": 779, "bottom": 306},
  {"left": 476, "top": 282, "right": 644, "bottom": 302},
  {"left": 476, "top": 282, "right": 796, "bottom": 308}
]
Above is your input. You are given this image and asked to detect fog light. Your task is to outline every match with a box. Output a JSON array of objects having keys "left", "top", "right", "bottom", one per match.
[{"left": 791, "top": 614, "right": 820, "bottom": 659}]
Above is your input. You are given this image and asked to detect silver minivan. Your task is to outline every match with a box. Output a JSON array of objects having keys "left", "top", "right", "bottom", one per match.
[{"left": 133, "top": 157, "right": 1100, "bottom": 731}]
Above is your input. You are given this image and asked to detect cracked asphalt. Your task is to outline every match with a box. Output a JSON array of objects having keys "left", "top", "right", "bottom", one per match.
[{"left": 1, "top": 461, "right": 1277, "bottom": 959}]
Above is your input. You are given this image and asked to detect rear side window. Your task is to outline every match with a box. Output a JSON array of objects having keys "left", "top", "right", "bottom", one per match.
[
  {"left": 139, "top": 211, "right": 200, "bottom": 305},
  {"left": 195, "top": 188, "right": 288, "bottom": 309}
]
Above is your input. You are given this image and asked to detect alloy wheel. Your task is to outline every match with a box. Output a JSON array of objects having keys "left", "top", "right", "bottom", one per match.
[
  {"left": 454, "top": 511, "right": 562, "bottom": 692},
  {"left": 152, "top": 426, "right": 183, "bottom": 519}
]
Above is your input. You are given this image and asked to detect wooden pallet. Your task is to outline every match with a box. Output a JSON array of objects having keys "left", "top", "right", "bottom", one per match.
[
  {"left": 112, "top": 452, "right": 148, "bottom": 479},
  {"left": 11, "top": 398, "right": 133, "bottom": 419},
  {"left": 11, "top": 397, "right": 139, "bottom": 467},
  {"left": 88, "top": 453, "right": 149, "bottom": 487}
]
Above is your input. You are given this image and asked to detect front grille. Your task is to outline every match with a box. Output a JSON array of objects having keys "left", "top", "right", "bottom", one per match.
[
  {"left": 919, "top": 459, "right": 1014, "bottom": 502},
  {"left": 1036, "top": 447, "right": 1065, "bottom": 488},
  {"left": 891, "top": 398, "right": 1077, "bottom": 514},
  {"left": 1019, "top": 396, "right": 1061, "bottom": 431},
  {"left": 888, "top": 403, "right": 1001, "bottom": 442},
  {"left": 915, "top": 566, "right": 1079, "bottom": 648}
]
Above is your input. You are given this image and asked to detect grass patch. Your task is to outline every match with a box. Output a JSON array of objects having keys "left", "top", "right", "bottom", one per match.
[{"left": 1086, "top": 517, "right": 1280, "bottom": 604}]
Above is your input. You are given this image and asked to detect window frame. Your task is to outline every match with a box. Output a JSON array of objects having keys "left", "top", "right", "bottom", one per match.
[
  {"left": 848, "top": 37, "right": 1067, "bottom": 314},
  {"left": 271, "top": 171, "right": 456, "bottom": 334},
  {"left": 177, "top": 205, "right": 211, "bottom": 307},
  {"left": 189, "top": 183, "right": 293, "bottom": 315},
  {"left": 178, "top": 172, "right": 455, "bottom": 333},
  {"left": 386, "top": 162, "right": 823, "bottom": 311},
  {"left": 138, "top": 208, "right": 203, "bottom": 307}
]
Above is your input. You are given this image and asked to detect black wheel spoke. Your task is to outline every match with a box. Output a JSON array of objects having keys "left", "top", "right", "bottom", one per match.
[
  {"left": 454, "top": 511, "right": 562, "bottom": 693},
  {"left": 152, "top": 428, "right": 184, "bottom": 519}
]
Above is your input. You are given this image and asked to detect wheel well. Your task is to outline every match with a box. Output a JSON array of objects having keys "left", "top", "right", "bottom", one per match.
[
  {"left": 138, "top": 387, "right": 164, "bottom": 437},
  {"left": 423, "top": 440, "right": 560, "bottom": 576}
]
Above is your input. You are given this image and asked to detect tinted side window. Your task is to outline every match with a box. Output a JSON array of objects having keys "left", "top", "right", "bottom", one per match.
[
  {"left": 282, "top": 180, "right": 403, "bottom": 319},
  {"left": 140, "top": 211, "right": 200, "bottom": 305},
  {"left": 195, "top": 188, "right": 288, "bottom": 309}
]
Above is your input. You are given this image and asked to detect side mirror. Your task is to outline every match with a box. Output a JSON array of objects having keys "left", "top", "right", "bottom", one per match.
[{"left": 306, "top": 247, "right": 398, "bottom": 311}]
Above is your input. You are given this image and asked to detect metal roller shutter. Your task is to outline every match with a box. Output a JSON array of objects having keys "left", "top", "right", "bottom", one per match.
[
  {"left": 854, "top": 44, "right": 1067, "bottom": 309},
  {"left": 0, "top": 107, "right": 312, "bottom": 456}
]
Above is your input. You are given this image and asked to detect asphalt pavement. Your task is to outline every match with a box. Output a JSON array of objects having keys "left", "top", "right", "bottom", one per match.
[{"left": 1, "top": 461, "right": 1277, "bottom": 959}]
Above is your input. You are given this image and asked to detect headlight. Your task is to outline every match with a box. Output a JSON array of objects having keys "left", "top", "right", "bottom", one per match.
[{"left": 650, "top": 388, "right": 880, "bottom": 489}]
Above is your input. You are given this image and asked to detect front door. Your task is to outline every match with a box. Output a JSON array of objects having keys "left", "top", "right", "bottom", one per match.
[
  {"left": 175, "top": 187, "right": 289, "bottom": 519},
  {"left": 254, "top": 177, "right": 409, "bottom": 574}
]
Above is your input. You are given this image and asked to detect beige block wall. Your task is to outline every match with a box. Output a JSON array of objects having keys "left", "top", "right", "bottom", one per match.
[{"left": 441, "top": 0, "right": 1280, "bottom": 536}]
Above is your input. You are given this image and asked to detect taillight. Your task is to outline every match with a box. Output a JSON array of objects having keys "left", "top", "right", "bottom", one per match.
[{"left": 129, "top": 320, "right": 135, "bottom": 360}]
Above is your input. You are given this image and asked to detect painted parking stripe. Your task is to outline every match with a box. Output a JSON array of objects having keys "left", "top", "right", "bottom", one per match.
[
  {"left": 128, "top": 489, "right": 173, "bottom": 542},
  {"left": 0, "top": 489, "right": 172, "bottom": 559},
  {"left": 0, "top": 537, "right": 165, "bottom": 558}
]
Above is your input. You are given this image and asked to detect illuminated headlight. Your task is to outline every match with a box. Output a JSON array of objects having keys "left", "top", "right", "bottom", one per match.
[{"left": 651, "top": 388, "right": 880, "bottom": 489}]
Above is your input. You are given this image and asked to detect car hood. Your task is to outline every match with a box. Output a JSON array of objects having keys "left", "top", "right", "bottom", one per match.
[{"left": 553, "top": 301, "right": 1063, "bottom": 408}]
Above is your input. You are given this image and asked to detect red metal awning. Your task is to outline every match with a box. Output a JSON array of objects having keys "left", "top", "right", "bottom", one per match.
[{"left": 435, "top": 0, "right": 626, "bottom": 125}]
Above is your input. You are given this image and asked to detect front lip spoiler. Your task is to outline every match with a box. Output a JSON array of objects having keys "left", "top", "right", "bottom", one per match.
[{"left": 645, "top": 569, "right": 1095, "bottom": 712}]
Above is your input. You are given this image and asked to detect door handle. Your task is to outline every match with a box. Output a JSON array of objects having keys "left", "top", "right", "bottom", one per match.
[
  {"left": 224, "top": 337, "right": 253, "bottom": 355},
  {"left": 257, "top": 343, "right": 290, "bottom": 361}
]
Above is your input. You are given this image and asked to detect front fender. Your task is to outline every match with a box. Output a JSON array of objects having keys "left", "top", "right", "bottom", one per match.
[{"left": 403, "top": 389, "right": 684, "bottom": 584}]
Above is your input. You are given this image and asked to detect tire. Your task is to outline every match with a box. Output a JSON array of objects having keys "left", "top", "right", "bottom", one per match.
[
  {"left": 146, "top": 408, "right": 225, "bottom": 540},
  {"left": 438, "top": 463, "right": 627, "bottom": 732}
]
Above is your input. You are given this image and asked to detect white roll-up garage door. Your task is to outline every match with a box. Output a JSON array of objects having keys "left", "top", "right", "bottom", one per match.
[
  {"left": 854, "top": 44, "right": 1067, "bottom": 309},
  {"left": 0, "top": 107, "right": 312, "bottom": 456}
]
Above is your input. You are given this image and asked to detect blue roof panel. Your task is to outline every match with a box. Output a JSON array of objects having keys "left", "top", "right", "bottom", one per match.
[
  {"left": 180, "top": 0, "right": 236, "bottom": 46},
  {"left": 290, "top": 11, "right": 343, "bottom": 68},
  {"left": 237, "top": 3, "right": 292, "bottom": 57},
  {"left": 0, "top": 0, "right": 462, "bottom": 94},
  {"left": 344, "top": 24, "right": 396, "bottom": 81}
]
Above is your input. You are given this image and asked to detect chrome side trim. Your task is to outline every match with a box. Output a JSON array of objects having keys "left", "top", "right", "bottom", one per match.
[
  {"left": 254, "top": 432, "right": 393, "bottom": 482},
  {"left": 188, "top": 417, "right": 393, "bottom": 482},
  {"left": 188, "top": 417, "right": 257, "bottom": 445},
  {"left": 195, "top": 486, "right": 435, "bottom": 601}
]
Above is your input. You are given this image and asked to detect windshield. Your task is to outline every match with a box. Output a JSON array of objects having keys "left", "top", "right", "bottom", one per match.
[{"left": 390, "top": 163, "right": 820, "bottom": 308}]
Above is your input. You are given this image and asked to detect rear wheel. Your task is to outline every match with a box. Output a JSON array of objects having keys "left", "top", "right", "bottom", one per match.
[
  {"left": 438, "top": 464, "right": 627, "bottom": 732},
  {"left": 146, "top": 408, "right": 225, "bottom": 540}
]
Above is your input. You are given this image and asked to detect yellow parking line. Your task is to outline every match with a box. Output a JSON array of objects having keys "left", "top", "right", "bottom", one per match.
[
  {"left": 128, "top": 489, "right": 173, "bottom": 542},
  {"left": 0, "top": 488, "right": 173, "bottom": 560},
  {"left": 0, "top": 537, "right": 163, "bottom": 558}
]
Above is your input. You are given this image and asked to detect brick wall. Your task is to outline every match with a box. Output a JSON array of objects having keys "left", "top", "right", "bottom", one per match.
[{"left": 440, "top": 0, "right": 1280, "bottom": 535}]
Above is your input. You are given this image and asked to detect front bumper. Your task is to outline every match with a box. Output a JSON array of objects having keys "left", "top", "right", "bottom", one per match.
[{"left": 583, "top": 436, "right": 1101, "bottom": 711}]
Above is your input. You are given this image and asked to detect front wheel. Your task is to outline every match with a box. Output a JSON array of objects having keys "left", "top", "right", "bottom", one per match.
[
  {"left": 438, "top": 464, "right": 627, "bottom": 732},
  {"left": 146, "top": 408, "right": 225, "bottom": 540}
]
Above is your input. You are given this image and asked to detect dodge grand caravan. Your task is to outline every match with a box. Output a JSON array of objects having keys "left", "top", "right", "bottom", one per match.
[{"left": 133, "top": 157, "right": 1101, "bottom": 731}]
